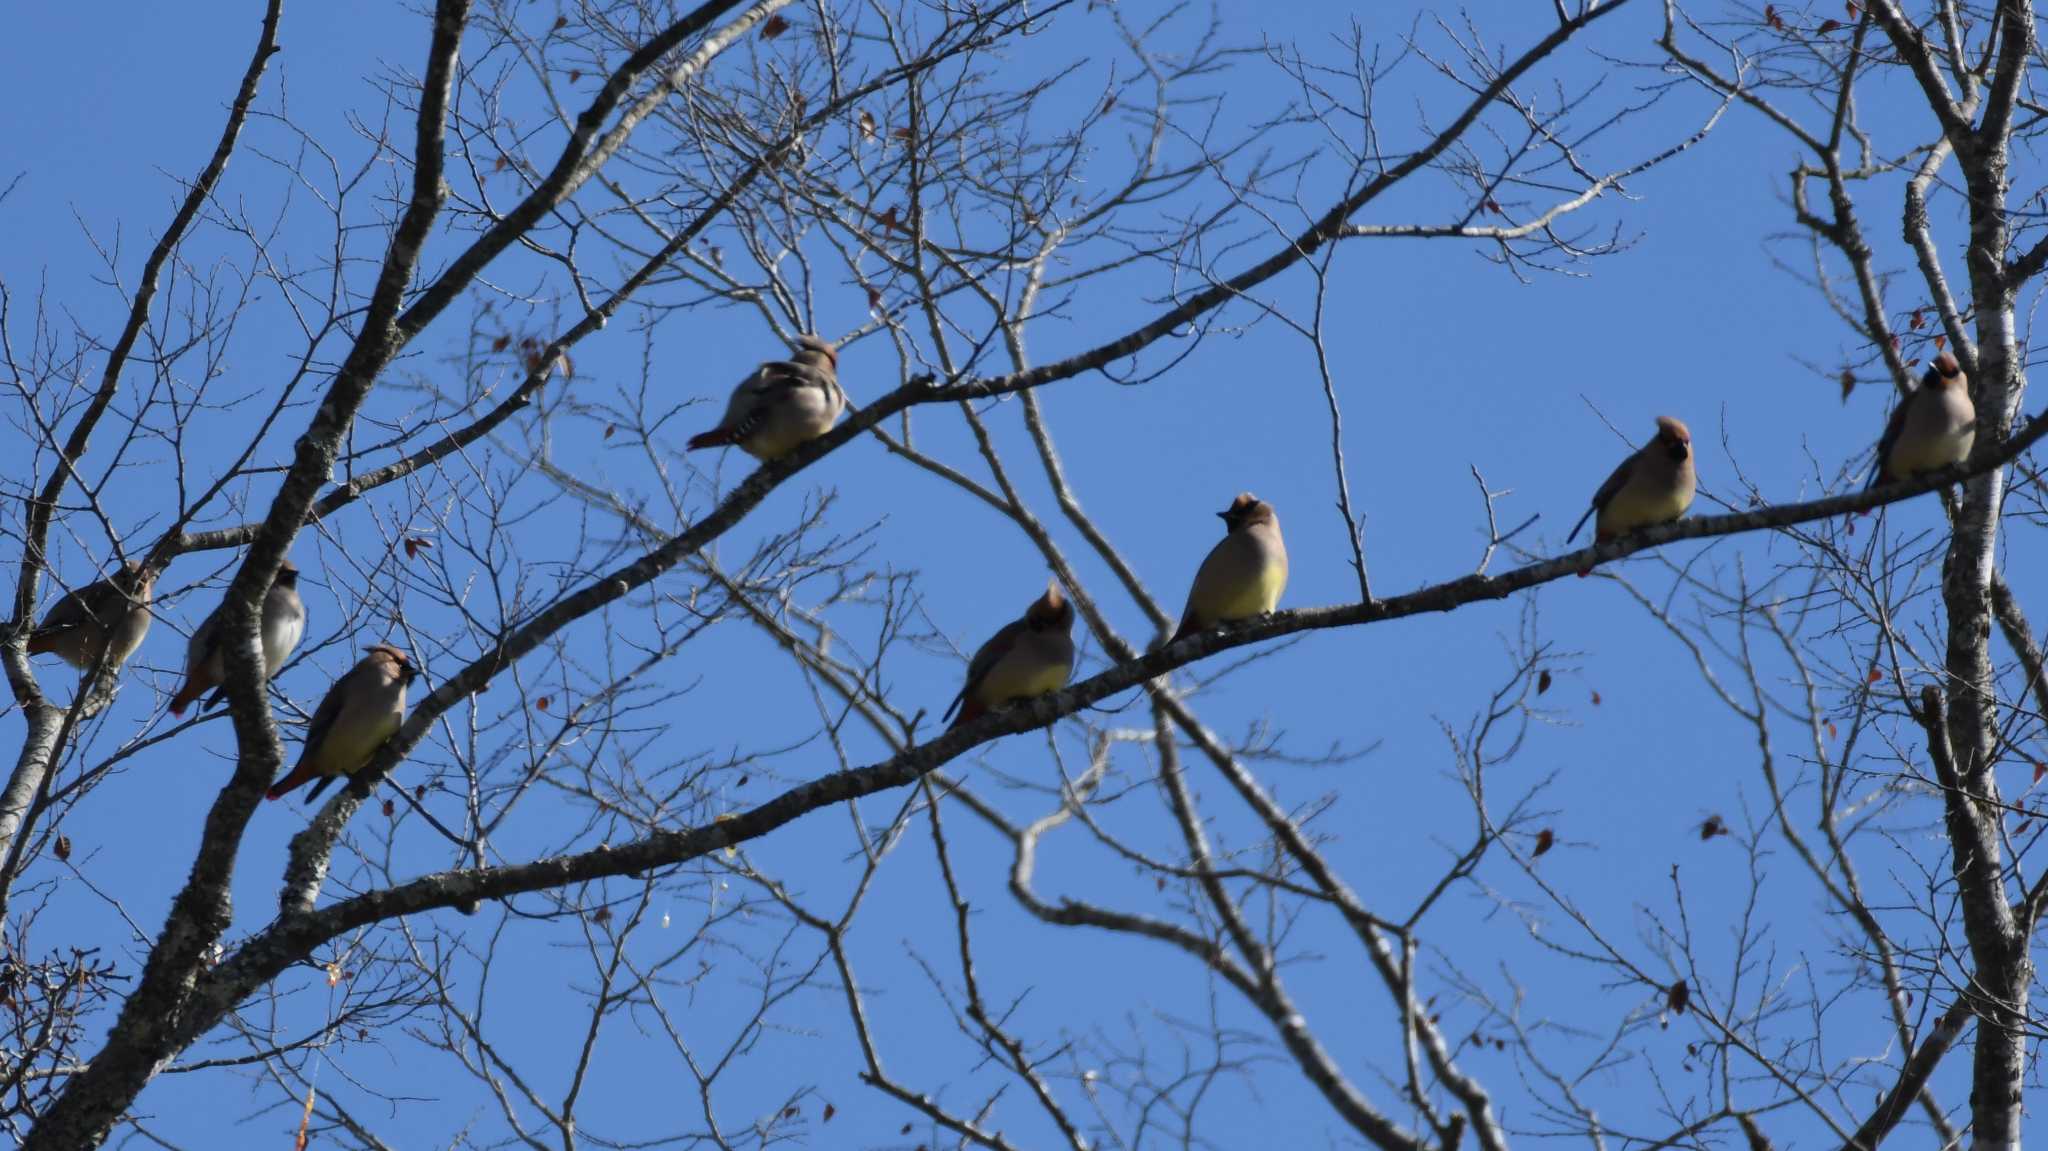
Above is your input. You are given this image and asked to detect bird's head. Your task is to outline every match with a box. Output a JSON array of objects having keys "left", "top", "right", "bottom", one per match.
[
  {"left": 793, "top": 334, "right": 838, "bottom": 370},
  {"left": 114, "top": 560, "right": 156, "bottom": 598},
  {"left": 1654, "top": 416, "right": 1692, "bottom": 462},
  {"left": 368, "top": 643, "right": 420, "bottom": 686},
  {"left": 1026, "top": 579, "right": 1074, "bottom": 632},
  {"left": 1218, "top": 492, "right": 1276, "bottom": 532},
  {"left": 275, "top": 558, "right": 300, "bottom": 589},
  {"left": 1922, "top": 351, "right": 1965, "bottom": 392}
]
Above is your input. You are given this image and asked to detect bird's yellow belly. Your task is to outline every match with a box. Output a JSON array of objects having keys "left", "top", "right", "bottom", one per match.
[
  {"left": 975, "top": 658, "right": 1072, "bottom": 707},
  {"left": 1202, "top": 563, "right": 1287, "bottom": 623},
  {"left": 1598, "top": 484, "right": 1692, "bottom": 537},
  {"left": 313, "top": 713, "right": 400, "bottom": 778},
  {"left": 742, "top": 425, "right": 807, "bottom": 461},
  {"left": 1890, "top": 426, "right": 1974, "bottom": 475}
]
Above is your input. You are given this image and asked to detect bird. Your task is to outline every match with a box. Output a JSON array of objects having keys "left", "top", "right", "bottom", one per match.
[
  {"left": 1168, "top": 493, "right": 1289, "bottom": 644},
  {"left": 1869, "top": 352, "right": 1974, "bottom": 488},
  {"left": 685, "top": 335, "right": 845, "bottom": 460},
  {"left": 942, "top": 579, "right": 1077, "bottom": 733},
  {"left": 27, "top": 562, "right": 155, "bottom": 673},
  {"left": 1567, "top": 416, "right": 1696, "bottom": 574},
  {"left": 169, "top": 558, "right": 309, "bottom": 716},
  {"left": 265, "top": 644, "right": 418, "bottom": 803}
]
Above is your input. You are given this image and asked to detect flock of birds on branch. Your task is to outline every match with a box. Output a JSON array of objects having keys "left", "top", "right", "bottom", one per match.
[{"left": 17, "top": 337, "right": 1977, "bottom": 809}]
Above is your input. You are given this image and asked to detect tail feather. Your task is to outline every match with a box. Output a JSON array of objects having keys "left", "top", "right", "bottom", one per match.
[
  {"left": 25, "top": 631, "right": 56, "bottom": 656},
  {"left": 945, "top": 697, "right": 983, "bottom": 733},
  {"left": 169, "top": 679, "right": 207, "bottom": 717},
  {"left": 687, "top": 427, "right": 736, "bottom": 451},
  {"left": 1566, "top": 507, "right": 1596, "bottom": 545},
  {"left": 302, "top": 776, "right": 338, "bottom": 804},
  {"left": 265, "top": 763, "right": 317, "bottom": 802}
]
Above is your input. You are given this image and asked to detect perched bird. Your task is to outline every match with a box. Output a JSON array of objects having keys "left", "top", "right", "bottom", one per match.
[
  {"left": 265, "top": 644, "right": 418, "bottom": 803},
  {"left": 1169, "top": 493, "right": 1289, "bottom": 644},
  {"left": 685, "top": 335, "right": 845, "bottom": 460},
  {"left": 1869, "top": 352, "right": 1974, "bottom": 488},
  {"left": 27, "top": 562, "right": 155, "bottom": 673},
  {"left": 1568, "top": 417, "right": 1696, "bottom": 574},
  {"left": 169, "top": 559, "right": 309, "bottom": 716},
  {"left": 943, "top": 580, "right": 1077, "bottom": 732}
]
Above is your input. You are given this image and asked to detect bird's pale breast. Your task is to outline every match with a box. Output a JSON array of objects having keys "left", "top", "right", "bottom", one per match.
[
  {"left": 311, "top": 708, "right": 402, "bottom": 778},
  {"left": 1597, "top": 465, "right": 1694, "bottom": 537},
  {"left": 971, "top": 637, "right": 1073, "bottom": 706}
]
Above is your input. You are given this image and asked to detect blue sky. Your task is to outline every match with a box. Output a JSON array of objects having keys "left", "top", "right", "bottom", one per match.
[{"left": 0, "top": 1, "right": 2015, "bottom": 1147}]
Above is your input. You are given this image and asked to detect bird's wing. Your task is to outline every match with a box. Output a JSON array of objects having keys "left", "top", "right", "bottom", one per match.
[
  {"left": 186, "top": 606, "right": 222, "bottom": 669},
  {"left": 1868, "top": 390, "right": 1915, "bottom": 489},
  {"left": 295, "top": 664, "right": 357, "bottom": 768},
  {"left": 34, "top": 578, "right": 117, "bottom": 637},
  {"left": 944, "top": 618, "right": 1028, "bottom": 721},
  {"left": 1569, "top": 452, "right": 1638, "bottom": 543},
  {"left": 715, "top": 362, "right": 807, "bottom": 435}
]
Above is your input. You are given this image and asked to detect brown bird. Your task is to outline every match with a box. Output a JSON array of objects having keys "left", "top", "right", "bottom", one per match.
[
  {"left": 27, "top": 562, "right": 155, "bottom": 673},
  {"left": 1169, "top": 494, "right": 1289, "bottom": 644},
  {"left": 266, "top": 644, "right": 418, "bottom": 803},
  {"left": 1568, "top": 416, "right": 1696, "bottom": 574},
  {"left": 943, "top": 580, "right": 1077, "bottom": 732},
  {"left": 169, "top": 559, "right": 308, "bottom": 716},
  {"left": 1869, "top": 352, "right": 1974, "bottom": 488},
  {"left": 685, "top": 336, "right": 845, "bottom": 460}
]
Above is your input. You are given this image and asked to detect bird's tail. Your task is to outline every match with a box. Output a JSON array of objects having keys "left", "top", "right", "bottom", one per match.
[
  {"left": 24, "top": 631, "right": 56, "bottom": 657},
  {"left": 264, "top": 763, "right": 317, "bottom": 802},
  {"left": 302, "top": 776, "right": 338, "bottom": 804},
  {"left": 686, "top": 427, "right": 736, "bottom": 451},
  {"left": 945, "top": 697, "right": 983, "bottom": 733},
  {"left": 168, "top": 679, "right": 206, "bottom": 717},
  {"left": 1566, "top": 507, "right": 1596, "bottom": 545}
]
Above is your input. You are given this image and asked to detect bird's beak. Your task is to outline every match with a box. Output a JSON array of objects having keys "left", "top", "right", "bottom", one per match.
[{"left": 1215, "top": 510, "right": 1232, "bottom": 521}]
